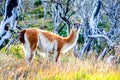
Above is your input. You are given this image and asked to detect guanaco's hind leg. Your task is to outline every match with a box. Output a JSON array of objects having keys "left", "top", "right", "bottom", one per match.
[
  {"left": 22, "top": 44, "right": 36, "bottom": 64},
  {"left": 23, "top": 29, "right": 38, "bottom": 64}
]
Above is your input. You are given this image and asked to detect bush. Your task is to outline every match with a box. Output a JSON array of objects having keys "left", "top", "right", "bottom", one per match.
[{"left": 34, "top": 0, "right": 42, "bottom": 7}]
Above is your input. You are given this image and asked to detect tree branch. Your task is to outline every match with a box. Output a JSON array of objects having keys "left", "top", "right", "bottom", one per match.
[{"left": 88, "top": 34, "right": 113, "bottom": 47}]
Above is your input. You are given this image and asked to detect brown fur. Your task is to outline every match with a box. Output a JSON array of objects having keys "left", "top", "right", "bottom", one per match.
[
  {"left": 19, "top": 30, "right": 26, "bottom": 43},
  {"left": 25, "top": 29, "right": 38, "bottom": 50},
  {"left": 64, "top": 30, "right": 75, "bottom": 43},
  {"left": 41, "top": 31, "right": 56, "bottom": 42},
  {"left": 41, "top": 29, "right": 75, "bottom": 46}
]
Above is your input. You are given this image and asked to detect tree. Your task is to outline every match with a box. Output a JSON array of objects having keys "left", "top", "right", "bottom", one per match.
[{"left": 0, "top": 0, "right": 22, "bottom": 49}]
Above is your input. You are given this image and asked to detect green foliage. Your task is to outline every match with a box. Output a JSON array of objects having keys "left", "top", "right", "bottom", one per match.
[
  {"left": 61, "top": 56, "right": 71, "bottom": 62},
  {"left": 59, "top": 30, "right": 67, "bottom": 37},
  {"left": 29, "top": 24, "right": 37, "bottom": 28},
  {"left": 92, "top": 38, "right": 107, "bottom": 55},
  {"left": 58, "top": 23, "right": 67, "bottom": 37},
  {"left": 3, "top": 45, "right": 23, "bottom": 59},
  {"left": 27, "top": 7, "right": 44, "bottom": 19},
  {"left": 97, "top": 15, "right": 111, "bottom": 32},
  {"left": 98, "top": 22, "right": 109, "bottom": 28},
  {"left": 77, "top": 34, "right": 84, "bottom": 44},
  {"left": 17, "top": 15, "right": 23, "bottom": 21},
  {"left": 11, "top": 45, "right": 23, "bottom": 59},
  {"left": 37, "top": 13, "right": 44, "bottom": 18},
  {"left": 30, "top": 7, "right": 43, "bottom": 14},
  {"left": 75, "top": 71, "right": 90, "bottom": 80},
  {"left": 34, "top": 0, "right": 42, "bottom": 7}
]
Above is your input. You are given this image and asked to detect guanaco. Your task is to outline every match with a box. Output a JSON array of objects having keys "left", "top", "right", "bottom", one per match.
[{"left": 19, "top": 23, "right": 81, "bottom": 63}]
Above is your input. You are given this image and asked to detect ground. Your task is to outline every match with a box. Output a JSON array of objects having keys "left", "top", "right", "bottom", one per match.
[{"left": 0, "top": 45, "right": 120, "bottom": 80}]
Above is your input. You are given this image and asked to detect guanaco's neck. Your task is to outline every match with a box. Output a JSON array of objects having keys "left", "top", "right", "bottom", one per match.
[
  {"left": 66, "top": 28, "right": 80, "bottom": 43},
  {"left": 61, "top": 29, "right": 80, "bottom": 53}
]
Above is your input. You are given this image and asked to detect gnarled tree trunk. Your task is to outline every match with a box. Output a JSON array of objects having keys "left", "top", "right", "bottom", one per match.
[{"left": 0, "top": 0, "right": 22, "bottom": 49}]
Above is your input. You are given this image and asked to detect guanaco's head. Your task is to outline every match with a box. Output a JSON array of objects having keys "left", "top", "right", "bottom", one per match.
[{"left": 72, "top": 23, "right": 81, "bottom": 32}]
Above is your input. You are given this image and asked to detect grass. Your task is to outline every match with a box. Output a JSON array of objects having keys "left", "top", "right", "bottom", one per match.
[{"left": 0, "top": 45, "right": 120, "bottom": 80}]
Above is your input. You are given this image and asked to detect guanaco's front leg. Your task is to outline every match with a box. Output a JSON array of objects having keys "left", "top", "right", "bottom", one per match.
[{"left": 53, "top": 50, "right": 60, "bottom": 62}]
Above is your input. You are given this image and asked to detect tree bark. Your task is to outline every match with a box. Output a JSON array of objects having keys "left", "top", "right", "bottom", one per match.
[{"left": 0, "top": 0, "right": 22, "bottom": 49}]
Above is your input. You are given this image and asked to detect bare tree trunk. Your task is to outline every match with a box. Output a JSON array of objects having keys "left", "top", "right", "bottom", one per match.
[
  {"left": 73, "top": 0, "right": 115, "bottom": 60},
  {"left": 0, "top": 0, "right": 22, "bottom": 49},
  {"left": 51, "top": 2, "right": 61, "bottom": 34},
  {"left": 41, "top": 0, "right": 73, "bottom": 35}
]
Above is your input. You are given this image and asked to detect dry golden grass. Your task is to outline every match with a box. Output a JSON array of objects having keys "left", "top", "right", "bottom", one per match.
[{"left": 0, "top": 47, "right": 120, "bottom": 80}]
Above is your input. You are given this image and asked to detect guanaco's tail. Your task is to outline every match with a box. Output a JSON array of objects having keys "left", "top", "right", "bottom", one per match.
[{"left": 19, "top": 29, "right": 26, "bottom": 44}]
